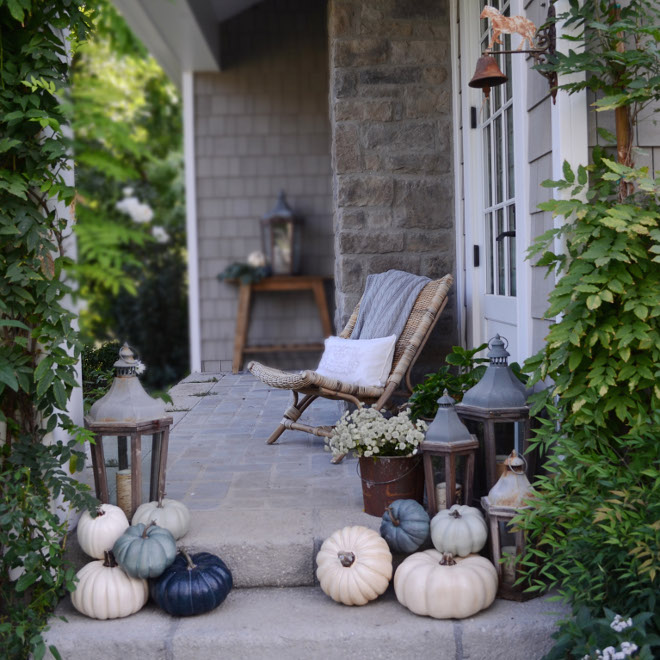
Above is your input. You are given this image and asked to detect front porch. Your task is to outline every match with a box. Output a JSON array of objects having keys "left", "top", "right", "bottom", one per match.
[{"left": 46, "top": 373, "right": 567, "bottom": 659}]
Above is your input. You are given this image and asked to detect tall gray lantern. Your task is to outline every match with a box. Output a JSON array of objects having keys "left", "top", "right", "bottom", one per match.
[
  {"left": 421, "top": 390, "right": 479, "bottom": 514},
  {"left": 85, "top": 344, "right": 173, "bottom": 518},
  {"left": 260, "top": 190, "right": 302, "bottom": 275},
  {"left": 455, "top": 335, "right": 534, "bottom": 497}
]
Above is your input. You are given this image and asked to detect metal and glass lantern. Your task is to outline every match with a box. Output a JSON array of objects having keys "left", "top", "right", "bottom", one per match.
[
  {"left": 260, "top": 190, "right": 302, "bottom": 275},
  {"left": 85, "top": 344, "right": 172, "bottom": 518},
  {"left": 481, "top": 450, "right": 535, "bottom": 600},
  {"left": 455, "top": 335, "right": 534, "bottom": 496},
  {"left": 421, "top": 390, "right": 479, "bottom": 514}
]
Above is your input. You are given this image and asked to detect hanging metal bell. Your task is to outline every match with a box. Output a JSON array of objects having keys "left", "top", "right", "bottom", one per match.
[{"left": 469, "top": 54, "right": 508, "bottom": 98}]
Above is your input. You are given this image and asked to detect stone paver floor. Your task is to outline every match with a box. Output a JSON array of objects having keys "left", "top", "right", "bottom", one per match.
[{"left": 162, "top": 372, "right": 363, "bottom": 512}]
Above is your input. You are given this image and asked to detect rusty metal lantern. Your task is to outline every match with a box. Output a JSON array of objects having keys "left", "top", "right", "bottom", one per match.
[
  {"left": 421, "top": 390, "right": 479, "bottom": 514},
  {"left": 468, "top": 54, "right": 508, "bottom": 99},
  {"left": 260, "top": 190, "right": 302, "bottom": 275},
  {"left": 481, "top": 450, "right": 535, "bottom": 600},
  {"left": 455, "top": 335, "right": 534, "bottom": 498},
  {"left": 85, "top": 344, "right": 172, "bottom": 518}
]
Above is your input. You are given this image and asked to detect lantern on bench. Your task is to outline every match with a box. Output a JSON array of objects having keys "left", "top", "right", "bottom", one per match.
[
  {"left": 85, "top": 344, "right": 172, "bottom": 519},
  {"left": 481, "top": 450, "right": 535, "bottom": 600},
  {"left": 421, "top": 390, "right": 479, "bottom": 515},
  {"left": 260, "top": 190, "right": 302, "bottom": 275},
  {"left": 454, "top": 335, "right": 534, "bottom": 498}
]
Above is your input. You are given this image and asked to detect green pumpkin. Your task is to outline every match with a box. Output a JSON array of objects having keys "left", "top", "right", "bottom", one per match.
[
  {"left": 112, "top": 522, "right": 176, "bottom": 579},
  {"left": 380, "top": 499, "right": 430, "bottom": 554}
]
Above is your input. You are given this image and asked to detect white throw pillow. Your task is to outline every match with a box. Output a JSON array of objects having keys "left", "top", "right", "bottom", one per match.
[{"left": 315, "top": 335, "right": 397, "bottom": 388}]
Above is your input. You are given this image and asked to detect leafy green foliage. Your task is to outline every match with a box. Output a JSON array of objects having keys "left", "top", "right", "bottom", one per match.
[
  {"left": 408, "top": 343, "right": 489, "bottom": 419},
  {"left": 0, "top": 2, "right": 97, "bottom": 657},
  {"left": 538, "top": 0, "right": 660, "bottom": 118},
  {"left": 81, "top": 341, "right": 121, "bottom": 411},
  {"left": 70, "top": 0, "right": 188, "bottom": 390},
  {"left": 517, "top": 157, "right": 660, "bottom": 650},
  {"left": 545, "top": 607, "right": 660, "bottom": 660},
  {"left": 217, "top": 262, "right": 272, "bottom": 285}
]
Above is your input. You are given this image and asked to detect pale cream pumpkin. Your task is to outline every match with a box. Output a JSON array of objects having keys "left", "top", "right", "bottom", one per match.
[
  {"left": 430, "top": 504, "right": 488, "bottom": 557},
  {"left": 131, "top": 497, "right": 190, "bottom": 540},
  {"left": 394, "top": 549, "right": 498, "bottom": 619},
  {"left": 71, "top": 552, "right": 148, "bottom": 620},
  {"left": 76, "top": 503, "right": 129, "bottom": 559},
  {"left": 316, "top": 525, "right": 392, "bottom": 606}
]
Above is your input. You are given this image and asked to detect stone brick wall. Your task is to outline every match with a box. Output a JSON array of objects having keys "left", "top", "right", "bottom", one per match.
[
  {"left": 329, "top": 0, "right": 457, "bottom": 370},
  {"left": 195, "top": 0, "right": 333, "bottom": 372}
]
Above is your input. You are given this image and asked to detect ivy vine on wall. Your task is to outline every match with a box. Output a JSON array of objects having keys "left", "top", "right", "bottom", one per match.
[{"left": 0, "top": 2, "right": 97, "bottom": 658}]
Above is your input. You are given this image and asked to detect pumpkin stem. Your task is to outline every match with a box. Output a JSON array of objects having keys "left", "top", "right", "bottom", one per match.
[
  {"left": 141, "top": 521, "right": 156, "bottom": 538},
  {"left": 385, "top": 507, "right": 400, "bottom": 527},
  {"left": 439, "top": 552, "right": 456, "bottom": 566},
  {"left": 157, "top": 494, "right": 164, "bottom": 508},
  {"left": 337, "top": 551, "right": 355, "bottom": 567},
  {"left": 449, "top": 509, "right": 462, "bottom": 519},
  {"left": 180, "top": 548, "right": 197, "bottom": 571},
  {"left": 103, "top": 550, "right": 118, "bottom": 568}
]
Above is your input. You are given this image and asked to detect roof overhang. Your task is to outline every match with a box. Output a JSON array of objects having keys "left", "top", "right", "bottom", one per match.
[{"left": 112, "top": 0, "right": 262, "bottom": 85}]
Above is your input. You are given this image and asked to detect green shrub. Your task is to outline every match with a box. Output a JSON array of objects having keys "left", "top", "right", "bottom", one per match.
[{"left": 517, "top": 157, "right": 660, "bottom": 651}]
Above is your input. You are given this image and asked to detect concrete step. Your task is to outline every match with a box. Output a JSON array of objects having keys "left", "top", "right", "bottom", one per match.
[
  {"left": 67, "top": 506, "right": 385, "bottom": 588},
  {"left": 45, "top": 584, "right": 568, "bottom": 660}
]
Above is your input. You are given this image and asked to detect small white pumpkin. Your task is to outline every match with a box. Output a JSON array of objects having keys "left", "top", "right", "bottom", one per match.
[
  {"left": 131, "top": 497, "right": 190, "bottom": 540},
  {"left": 71, "top": 551, "right": 148, "bottom": 620},
  {"left": 316, "top": 525, "right": 392, "bottom": 606},
  {"left": 394, "top": 549, "right": 498, "bottom": 619},
  {"left": 76, "top": 503, "right": 129, "bottom": 559},
  {"left": 430, "top": 504, "right": 488, "bottom": 557}
]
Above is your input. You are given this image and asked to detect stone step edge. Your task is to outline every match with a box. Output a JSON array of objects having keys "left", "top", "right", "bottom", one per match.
[{"left": 46, "top": 585, "right": 569, "bottom": 660}]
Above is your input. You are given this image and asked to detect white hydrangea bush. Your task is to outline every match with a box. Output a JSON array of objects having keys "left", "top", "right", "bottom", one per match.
[{"left": 326, "top": 406, "right": 427, "bottom": 459}]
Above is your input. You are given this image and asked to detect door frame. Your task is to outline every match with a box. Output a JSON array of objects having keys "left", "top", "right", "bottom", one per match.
[{"left": 451, "top": 0, "right": 533, "bottom": 363}]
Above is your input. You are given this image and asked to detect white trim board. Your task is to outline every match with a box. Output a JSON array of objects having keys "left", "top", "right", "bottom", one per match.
[{"left": 183, "top": 71, "right": 202, "bottom": 373}]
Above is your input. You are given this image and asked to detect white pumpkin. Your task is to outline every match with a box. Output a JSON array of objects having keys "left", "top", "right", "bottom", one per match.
[
  {"left": 430, "top": 504, "right": 488, "bottom": 557},
  {"left": 71, "top": 552, "right": 148, "bottom": 619},
  {"left": 77, "top": 503, "right": 129, "bottom": 559},
  {"left": 394, "top": 549, "right": 498, "bottom": 619},
  {"left": 316, "top": 525, "right": 392, "bottom": 606},
  {"left": 131, "top": 498, "right": 190, "bottom": 540}
]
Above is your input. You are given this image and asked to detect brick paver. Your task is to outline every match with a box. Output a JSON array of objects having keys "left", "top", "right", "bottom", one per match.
[{"left": 165, "top": 373, "right": 363, "bottom": 511}]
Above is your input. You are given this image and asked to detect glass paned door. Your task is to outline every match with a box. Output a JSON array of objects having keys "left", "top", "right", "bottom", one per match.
[{"left": 480, "top": 0, "right": 517, "bottom": 299}]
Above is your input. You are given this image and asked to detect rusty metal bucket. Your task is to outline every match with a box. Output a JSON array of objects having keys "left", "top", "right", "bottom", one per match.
[{"left": 358, "top": 455, "right": 424, "bottom": 517}]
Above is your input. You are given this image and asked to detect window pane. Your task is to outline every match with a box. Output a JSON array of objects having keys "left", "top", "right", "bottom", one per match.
[
  {"left": 486, "top": 212, "right": 494, "bottom": 294},
  {"left": 508, "top": 205, "right": 516, "bottom": 297},
  {"left": 484, "top": 123, "right": 492, "bottom": 207},
  {"left": 495, "top": 116, "right": 503, "bottom": 205},
  {"left": 497, "top": 208, "right": 505, "bottom": 295},
  {"left": 507, "top": 107, "right": 515, "bottom": 200}
]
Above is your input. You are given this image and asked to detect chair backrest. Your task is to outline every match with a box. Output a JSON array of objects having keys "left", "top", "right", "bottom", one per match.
[{"left": 340, "top": 274, "right": 454, "bottom": 391}]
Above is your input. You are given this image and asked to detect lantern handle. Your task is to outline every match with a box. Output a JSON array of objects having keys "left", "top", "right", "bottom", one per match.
[
  {"left": 488, "top": 334, "right": 509, "bottom": 350},
  {"left": 506, "top": 452, "right": 527, "bottom": 475}
]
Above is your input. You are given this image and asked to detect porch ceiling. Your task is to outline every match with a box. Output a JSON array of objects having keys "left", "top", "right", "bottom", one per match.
[{"left": 112, "top": 0, "right": 263, "bottom": 84}]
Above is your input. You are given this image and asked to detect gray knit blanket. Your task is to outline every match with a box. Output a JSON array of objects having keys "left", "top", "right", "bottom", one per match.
[{"left": 351, "top": 270, "right": 430, "bottom": 340}]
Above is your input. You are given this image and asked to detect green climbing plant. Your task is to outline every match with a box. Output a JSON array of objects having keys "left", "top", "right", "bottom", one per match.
[
  {"left": 517, "top": 1, "right": 660, "bottom": 657},
  {"left": 0, "top": 2, "right": 97, "bottom": 658}
]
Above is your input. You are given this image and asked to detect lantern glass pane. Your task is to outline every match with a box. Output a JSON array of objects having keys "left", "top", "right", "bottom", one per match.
[{"left": 271, "top": 220, "right": 293, "bottom": 274}]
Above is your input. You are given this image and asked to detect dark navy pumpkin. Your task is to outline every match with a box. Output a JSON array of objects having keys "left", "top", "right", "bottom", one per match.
[
  {"left": 380, "top": 499, "right": 430, "bottom": 554},
  {"left": 150, "top": 550, "right": 233, "bottom": 616}
]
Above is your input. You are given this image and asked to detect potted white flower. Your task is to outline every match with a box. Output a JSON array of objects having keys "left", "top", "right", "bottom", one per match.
[{"left": 326, "top": 407, "right": 428, "bottom": 516}]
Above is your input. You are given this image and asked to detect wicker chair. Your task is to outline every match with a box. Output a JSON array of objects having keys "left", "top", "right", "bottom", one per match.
[{"left": 247, "top": 274, "right": 453, "bottom": 459}]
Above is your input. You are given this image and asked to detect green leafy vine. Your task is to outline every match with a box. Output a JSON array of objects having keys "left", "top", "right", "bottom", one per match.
[{"left": 0, "top": 2, "right": 97, "bottom": 658}]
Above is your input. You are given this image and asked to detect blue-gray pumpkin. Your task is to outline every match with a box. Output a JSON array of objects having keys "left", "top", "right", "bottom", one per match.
[
  {"left": 380, "top": 499, "right": 430, "bottom": 554},
  {"left": 112, "top": 522, "right": 176, "bottom": 579},
  {"left": 150, "top": 550, "right": 233, "bottom": 616}
]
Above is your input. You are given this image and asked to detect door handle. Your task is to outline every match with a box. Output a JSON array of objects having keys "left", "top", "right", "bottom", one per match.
[{"left": 495, "top": 230, "right": 516, "bottom": 241}]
